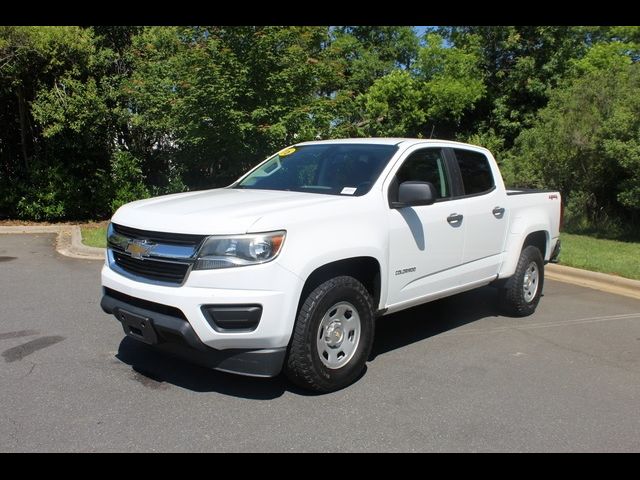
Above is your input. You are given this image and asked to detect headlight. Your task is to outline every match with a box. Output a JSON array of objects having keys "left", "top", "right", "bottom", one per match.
[{"left": 193, "top": 231, "right": 286, "bottom": 270}]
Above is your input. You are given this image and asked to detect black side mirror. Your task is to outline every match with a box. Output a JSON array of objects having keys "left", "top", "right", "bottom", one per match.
[{"left": 391, "top": 181, "right": 437, "bottom": 208}]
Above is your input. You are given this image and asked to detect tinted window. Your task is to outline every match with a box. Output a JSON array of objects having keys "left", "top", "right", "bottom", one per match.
[
  {"left": 235, "top": 144, "right": 398, "bottom": 196},
  {"left": 454, "top": 149, "right": 494, "bottom": 195},
  {"left": 395, "top": 148, "right": 450, "bottom": 198}
]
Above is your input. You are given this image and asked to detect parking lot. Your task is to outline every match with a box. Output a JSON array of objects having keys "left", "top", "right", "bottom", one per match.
[{"left": 1, "top": 233, "right": 639, "bottom": 452}]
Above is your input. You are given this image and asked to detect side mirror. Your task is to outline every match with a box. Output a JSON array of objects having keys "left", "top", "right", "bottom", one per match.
[{"left": 391, "top": 181, "right": 437, "bottom": 208}]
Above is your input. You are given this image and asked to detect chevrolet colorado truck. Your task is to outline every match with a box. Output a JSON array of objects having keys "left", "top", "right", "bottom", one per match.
[{"left": 101, "top": 138, "right": 562, "bottom": 392}]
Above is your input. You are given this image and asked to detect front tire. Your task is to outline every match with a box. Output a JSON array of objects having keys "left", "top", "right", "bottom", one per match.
[
  {"left": 499, "top": 245, "right": 545, "bottom": 317},
  {"left": 285, "top": 276, "right": 375, "bottom": 393}
]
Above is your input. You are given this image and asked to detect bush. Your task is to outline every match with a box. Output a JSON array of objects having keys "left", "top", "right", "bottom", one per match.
[
  {"left": 509, "top": 63, "right": 640, "bottom": 236},
  {"left": 15, "top": 166, "right": 72, "bottom": 220},
  {"left": 108, "top": 150, "right": 150, "bottom": 213}
]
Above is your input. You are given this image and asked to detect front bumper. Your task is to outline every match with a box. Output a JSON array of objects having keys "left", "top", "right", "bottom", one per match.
[
  {"left": 101, "top": 257, "right": 303, "bottom": 376},
  {"left": 101, "top": 290, "right": 286, "bottom": 377}
]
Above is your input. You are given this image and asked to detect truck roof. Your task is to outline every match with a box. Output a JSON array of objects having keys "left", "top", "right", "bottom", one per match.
[{"left": 294, "top": 138, "right": 486, "bottom": 150}]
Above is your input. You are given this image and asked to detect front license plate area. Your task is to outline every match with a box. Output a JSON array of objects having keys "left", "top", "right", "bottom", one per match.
[{"left": 118, "top": 309, "right": 158, "bottom": 345}]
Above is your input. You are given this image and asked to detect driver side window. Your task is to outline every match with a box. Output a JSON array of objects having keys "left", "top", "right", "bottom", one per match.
[{"left": 396, "top": 148, "right": 450, "bottom": 199}]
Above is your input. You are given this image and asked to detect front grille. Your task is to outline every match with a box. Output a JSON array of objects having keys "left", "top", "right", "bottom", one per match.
[
  {"left": 112, "top": 223, "right": 206, "bottom": 246},
  {"left": 113, "top": 251, "right": 190, "bottom": 284}
]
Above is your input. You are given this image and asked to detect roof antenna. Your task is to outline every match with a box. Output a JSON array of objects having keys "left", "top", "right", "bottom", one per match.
[{"left": 429, "top": 125, "right": 435, "bottom": 139}]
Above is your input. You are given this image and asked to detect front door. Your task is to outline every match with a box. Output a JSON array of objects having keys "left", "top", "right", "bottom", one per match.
[{"left": 386, "top": 147, "right": 466, "bottom": 308}]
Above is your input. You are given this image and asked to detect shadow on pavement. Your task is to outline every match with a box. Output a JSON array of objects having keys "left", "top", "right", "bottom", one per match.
[
  {"left": 116, "top": 337, "right": 303, "bottom": 400},
  {"left": 116, "top": 286, "right": 502, "bottom": 398},
  {"left": 371, "top": 286, "right": 501, "bottom": 359}
]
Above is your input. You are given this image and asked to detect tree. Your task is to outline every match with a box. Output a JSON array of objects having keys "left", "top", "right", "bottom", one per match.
[
  {"left": 358, "top": 33, "right": 485, "bottom": 139},
  {"left": 440, "top": 26, "right": 590, "bottom": 145},
  {"left": 506, "top": 62, "right": 640, "bottom": 232},
  {"left": 0, "top": 26, "right": 116, "bottom": 219},
  {"left": 317, "top": 26, "right": 419, "bottom": 136}
]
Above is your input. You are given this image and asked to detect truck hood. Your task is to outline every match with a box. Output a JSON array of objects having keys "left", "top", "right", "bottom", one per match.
[{"left": 111, "top": 188, "right": 351, "bottom": 235}]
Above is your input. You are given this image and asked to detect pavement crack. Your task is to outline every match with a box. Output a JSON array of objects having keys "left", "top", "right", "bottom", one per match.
[{"left": 21, "top": 362, "right": 37, "bottom": 378}]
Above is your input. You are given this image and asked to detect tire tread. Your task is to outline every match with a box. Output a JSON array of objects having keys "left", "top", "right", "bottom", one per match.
[
  {"left": 285, "top": 276, "right": 373, "bottom": 392},
  {"left": 499, "top": 245, "right": 544, "bottom": 317}
]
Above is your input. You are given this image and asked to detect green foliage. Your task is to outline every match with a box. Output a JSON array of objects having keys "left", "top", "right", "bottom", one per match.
[
  {"left": 360, "top": 70, "right": 424, "bottom": 136},
  {"left": 416, "top": 34, "right": 485, "bottom": 126},
  {"left": 358, "top": 33, "right": 485, "bottom": 138},
  {"left": 509, "top": 63, "right": 640, "bottom": 231},
  {"left": 0, "top": 25, "right": 638, "bottom": 236},
  {"left": 465, "top": 128, "right": 505, "bottom": 161},
  {"left": 108, "top": 150, "right": 150, "bottom": 212},
  {"left": 441, "top": 26, "right": 591, "bottom": 144},
  {"left": 15, "top": 166, "right": 70, "bottom": 220}
]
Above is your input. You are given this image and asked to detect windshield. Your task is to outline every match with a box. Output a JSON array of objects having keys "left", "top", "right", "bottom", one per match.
[{"left": 234, "top": 143, "right": 398, "bottom": 196}]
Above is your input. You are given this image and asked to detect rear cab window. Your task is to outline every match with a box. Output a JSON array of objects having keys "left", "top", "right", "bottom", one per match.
[{"left": 452, "top": 148, "right": 495, "bottom": 196}]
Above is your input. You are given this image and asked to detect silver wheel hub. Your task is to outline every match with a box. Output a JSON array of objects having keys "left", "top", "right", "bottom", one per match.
[
  {"left": 523, "top": 261, "right": 539, "bottom": 303},
  {"left": 324, "top": 322, "right": 345, "bottom": 348},
  {"left": 317, "top": 301, "right": 361, "bottom": 369}
]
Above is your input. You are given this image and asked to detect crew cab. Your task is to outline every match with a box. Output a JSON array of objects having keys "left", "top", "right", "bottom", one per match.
[{"left": 101, "top": 138, "right": 562, "bottom": 392}]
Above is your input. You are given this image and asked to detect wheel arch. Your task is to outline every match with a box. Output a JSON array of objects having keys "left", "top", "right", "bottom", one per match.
[
  {"left": 298, "top": 256, "right": 382, "bottom": 315},
  {"left": 499, "top": 225, "right": 551, "bottom": 280},
  {"left": 522, "top": 230, "right": 548, "bottom": 258}
]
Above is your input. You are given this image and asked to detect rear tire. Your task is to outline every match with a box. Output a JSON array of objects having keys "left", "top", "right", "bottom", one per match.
[
  {"left": 285, "top": 276, "right": 375, "bottom": 393},
  {"left": 499, "top": 245, "right": 545, "bottom": 317}
]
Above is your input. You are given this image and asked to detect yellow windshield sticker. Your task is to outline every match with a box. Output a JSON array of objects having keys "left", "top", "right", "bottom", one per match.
[{"left": 279, "top": 147, "right": 296, "bottom": 157}]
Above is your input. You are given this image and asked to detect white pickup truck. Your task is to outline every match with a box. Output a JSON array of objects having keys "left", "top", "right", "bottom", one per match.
[{"left": 101, "top": 138, "right": 562, "bottom": 392}]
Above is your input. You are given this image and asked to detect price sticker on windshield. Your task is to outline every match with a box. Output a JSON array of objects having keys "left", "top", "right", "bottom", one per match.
[
  {"left": 340, "top": 187, "right": 357, "bottom": 195},
  {"left": 279, "top": 147, "right": 296, "bottom": 157}
]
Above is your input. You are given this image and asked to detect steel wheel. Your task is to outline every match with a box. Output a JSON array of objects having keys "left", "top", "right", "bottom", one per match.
[
  {"left": 316, "top": 301, "right": 361, "bottom": 369},
  {"left": 522, "top": 261, "right": 539, "bottom": 303}
]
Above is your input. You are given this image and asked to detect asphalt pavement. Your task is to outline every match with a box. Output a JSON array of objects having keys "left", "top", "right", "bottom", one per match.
[{"left": 1, "top": 233, "right": 639, "bottom": 452}]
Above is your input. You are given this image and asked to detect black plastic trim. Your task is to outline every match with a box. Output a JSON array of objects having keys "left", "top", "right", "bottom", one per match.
[
  {"left": 443, "top": 148, "right": 465, "bottom": 197},
  {"left": 549, "top": 239, "right": 562, "bottom": 263},
  {"left": 101, "top": 291, "right": 285, "bottom": 377},
  {"left": 103, "top": 287, "right": 187, "bottom": 320},
  {"left": 201, "top": 304, "right": 263, "bottom": 332}
]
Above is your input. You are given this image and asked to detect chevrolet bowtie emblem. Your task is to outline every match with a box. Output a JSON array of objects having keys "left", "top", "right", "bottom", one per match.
[{"left": 125, "top": 239, "right": 156, "bottom": 259}]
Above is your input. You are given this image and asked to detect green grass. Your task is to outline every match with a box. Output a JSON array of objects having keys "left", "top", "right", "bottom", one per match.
[
  {"left": 559, "top": 233, "right": 640, "bottom": 280},
  {"left": 81, "top": 225, "right": 107, "bottom": 248}
]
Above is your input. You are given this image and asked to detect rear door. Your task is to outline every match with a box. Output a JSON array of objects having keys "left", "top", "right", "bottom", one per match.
[{"left": 449, "top": 147, "right": 509, "bottom": 279}]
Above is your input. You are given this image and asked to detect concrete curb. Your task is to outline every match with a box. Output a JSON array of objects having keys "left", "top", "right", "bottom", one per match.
[
  {"left": 0, "top": 225, "right": 105, "bottom": 261},
  {"left": 546, "top": 263, "right": 640, "bottom": 301}
]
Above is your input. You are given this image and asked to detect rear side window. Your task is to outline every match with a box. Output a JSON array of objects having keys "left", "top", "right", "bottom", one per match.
[
  {"left": 395, "top": 148, "right": 450, "bottom": 199},
  {"left": 453, "top": 149, "right": 494, "bottom": 195}
]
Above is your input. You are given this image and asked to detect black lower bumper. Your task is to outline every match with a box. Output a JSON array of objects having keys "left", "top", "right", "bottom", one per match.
[{"left": 100, "top": 290, "right": 286, "bottom": 378}]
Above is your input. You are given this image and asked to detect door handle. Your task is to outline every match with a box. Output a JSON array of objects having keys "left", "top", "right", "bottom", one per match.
[
  {"left": 447, "top": 213, "right": 463, "bottom": 225},
  {"left": 492, "top": 206, "right": 505, "bottom": 217}
]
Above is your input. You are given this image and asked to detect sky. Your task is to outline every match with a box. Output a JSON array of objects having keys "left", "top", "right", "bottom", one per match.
[{"left": 414, "top": 26, "right": 430, "bottom": 38}]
